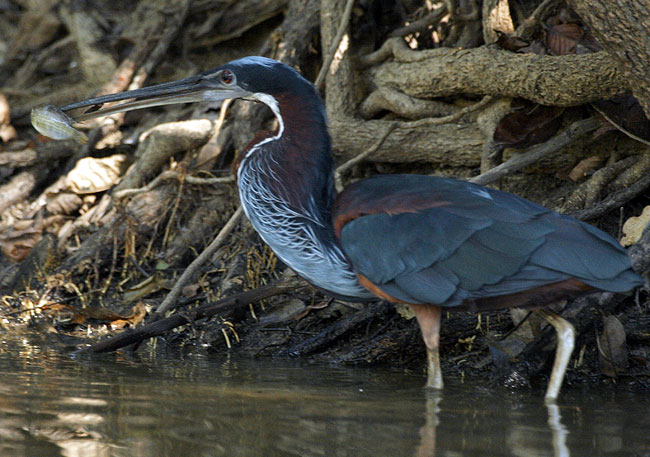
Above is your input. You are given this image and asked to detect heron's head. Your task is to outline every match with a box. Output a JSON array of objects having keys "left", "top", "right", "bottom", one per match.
[{"left": 55, "top": 56, "right": 320, "bottom": 124}]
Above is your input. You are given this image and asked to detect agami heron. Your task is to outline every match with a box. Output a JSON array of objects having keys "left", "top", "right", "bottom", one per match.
[{"left": 47, "top": 57, "right": 643, "bottom": 400}]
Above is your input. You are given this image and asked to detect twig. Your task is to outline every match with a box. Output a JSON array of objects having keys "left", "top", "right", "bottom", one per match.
[
  {"left": 315, "top": 0, "right": 356, "bottom": 91},
  {"left": 590, "top": 102, "right": 650, "bottom": 148},
  {"left": 515, "top": 0, "right": 560, "bottom": 39},
  {"left": 114, "top": 170, "right": 234, "bottom": 199},
  {"left": 333, "top": 96, "right": 493, "bottom": 190},
  {"left": 470, "top": 117, "right": 599, "bottom": 186},
  {"left": 569, "top": 172, "right": 650, "bottom": 221},
  {"left": 154, "top": 206, "right": 243, "bottom": 316},
  {"left": 89, "top": 276, "right": 305, "bottom": 353},
  {"left": 184, "top": 174, "right": 235, "bottom": 185},
  {"left": 162, "top": 172, "right": 186, "bottom": 248},
  {"left": 398, "top": 95, "right": 494, "bottom": 129},
  {"left": 334, "top": 122, "right": 397, "bottom": 192},
  {"left": 388, "top": 5, "right": 447, "bottom": 37},
  {"left": 114, "top": 98, "right": 233, "bottom": 201}
]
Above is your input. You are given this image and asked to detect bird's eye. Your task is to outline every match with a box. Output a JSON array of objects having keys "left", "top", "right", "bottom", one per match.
[{"left": 221, "top": 70, "right": 234, "bottom": 85}]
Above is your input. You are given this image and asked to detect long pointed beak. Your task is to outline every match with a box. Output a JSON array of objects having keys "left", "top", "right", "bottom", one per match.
[
  {"left": 31, "top": 71, "right": 250, "bottom": 143},
  {"left": 60, "top": 74, "right": 248, "bottom": 123}
]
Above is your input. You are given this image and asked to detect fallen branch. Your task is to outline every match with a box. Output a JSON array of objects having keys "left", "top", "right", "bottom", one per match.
[
  {"left": 90, "top": 276, "right": 305, "bottom": 353},
  {"left": 470, "top": 117, "right": 599, "bottom": 186}
]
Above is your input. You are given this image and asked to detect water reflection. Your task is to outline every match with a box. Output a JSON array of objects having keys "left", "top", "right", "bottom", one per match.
[
  {"left": 0, "top": 336, "right": 649, "bottom": 456},
  {"left": 546, "top": 403, "right": 569, "bottom": 457}
]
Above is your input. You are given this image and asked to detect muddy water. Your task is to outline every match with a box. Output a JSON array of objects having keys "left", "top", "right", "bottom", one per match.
[{"left": 0, "top": 336, "right": 648, "bottom": 457}]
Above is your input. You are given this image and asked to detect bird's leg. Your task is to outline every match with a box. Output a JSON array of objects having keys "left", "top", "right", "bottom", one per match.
[
  {"left": 535, "top": 309, "right": 576, "bottom": 402},
  {"left": 410, "top": 304, "right": 444, "bottom": 389}
]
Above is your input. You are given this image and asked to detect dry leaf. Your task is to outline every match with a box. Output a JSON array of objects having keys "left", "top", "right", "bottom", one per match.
[
  {"left": 66, "top": 154, "right": 128, "bottom": 194},
  {"left": 621, "top": 205, "right": 650, "bottom": 246},
  {"left": 0, "top": 93, "right": 18, "bottom": 143},
  {"left": 547, "top": 22, "right": 584, "bottom": 56},
  {"left": 567, "top": 156, "right": 604, "bottom": 182},
  {"left": 46, "top": 192, "right": 83, "bottom": 215},
  {"left": 182, "top": 282, "right": 201, "bottom": 298},
  {"left": 598, "top": 315, "right": 628, "bottom": 377},
  {"left": 495, "top": 33, "right": 529, "bottom": 52},
  {"left": 591, "top": 96, "right": 650, "bottom": 142},
  {"left": 0, "top": 233, "right": 42, "bottom": 261},
  {"left": 0, "top": 217, "right": 44, "bottom": 261},
  {"left": 110, "top": 302, "right": 147, "bottom": 330},
  {"left": 40, "top": 301, "right": 147, "bottom": 329},
  {"left": 494, "top": 99, "right": 565, "bottom": 149}
]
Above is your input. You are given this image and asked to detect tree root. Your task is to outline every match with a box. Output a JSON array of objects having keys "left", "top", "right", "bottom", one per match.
[
  {"left": 89, "top": 276, "right": 304, "bottom": 353},
  {"left": 471, "top": 117, "right": 598, "bottom": 185},
  {"left": 364, "top": 38, "right": 626, "bottom": 106},
  {"left": 275, "top": 301, "right": 394, "bottom": 357},
  {"left": 563, "top": 154, "right": 650, "bottom": 217}
]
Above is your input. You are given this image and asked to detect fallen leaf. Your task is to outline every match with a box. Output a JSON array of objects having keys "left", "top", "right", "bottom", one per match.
[
  {"left": 494, "top": 99, "right": 565, "bottom": 149},
  {"left": 66, "top": 154, "right": 129, "bottom": 194},
  {"left": 0, "top": 217, "right": 44, "bottom": 261},
  {"left": 110, "top": 302, "right": 147, "bottom": 330},
  {"left": 46, "top": 192, "right": 83, "bottom": 215},
  {"left": 182, "top": 282, "right": 201, "bottom": 298},
  {"left": 567, "top": 156, "right": 604, "bottom": 182},
  {"left": 155, "top": 260, "right": 170, "bottom": 270},
  {"left": 39, "top": 301, "right": 147, "bottom": 329},
  {"left": 598, "top": 315, "right": 628, "bottom": 377},
  {"left": 546, "top": 22, "right": 583, "bottom": 55},
  {"left": 495, "top": 33, "right": 529, "bottom": 52},
  {"left": 591, "top": 96, "right": 650, "bottom": 142},
  {"left": 621, "top": 205, "right": 650, "bottom": 246}
]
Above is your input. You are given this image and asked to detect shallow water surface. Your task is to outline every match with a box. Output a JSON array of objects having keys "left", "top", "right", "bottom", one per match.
[{"left": 0, "top": 337, "right": 649, "bottom": 456}]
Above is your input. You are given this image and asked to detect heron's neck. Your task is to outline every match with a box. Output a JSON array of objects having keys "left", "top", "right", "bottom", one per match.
[
  {"left": 238, "top": 91, "right": 335, "bottom": 213},
  {"left": 236, "top": 91, "right": 372, "bottom": 299}
]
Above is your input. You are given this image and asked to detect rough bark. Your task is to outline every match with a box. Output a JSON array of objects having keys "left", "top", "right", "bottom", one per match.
[
  {"left": 568, "top": 0, "right": 650, "bottom": 118},
  {"left": 367, "top": 46, "right": 626, "bottom": 106}
]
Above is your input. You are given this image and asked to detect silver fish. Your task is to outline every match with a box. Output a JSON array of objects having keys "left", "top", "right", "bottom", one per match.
[{"left": 31, "top": 104, "right": 87, "bottom": 144}]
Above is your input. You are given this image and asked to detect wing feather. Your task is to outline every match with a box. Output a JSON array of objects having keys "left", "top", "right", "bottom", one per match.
[{"left": 333, "top": 175, "right": 641, "bottom": 306}]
